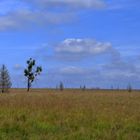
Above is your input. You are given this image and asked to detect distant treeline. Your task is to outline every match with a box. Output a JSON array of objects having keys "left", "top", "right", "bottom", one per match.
[{"left": 0, "top": 58, "right": 133, "bottom": 93}]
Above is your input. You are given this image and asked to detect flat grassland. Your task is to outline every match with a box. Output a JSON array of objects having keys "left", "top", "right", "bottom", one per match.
[{"left": 0, "top": 89, "right": 139, "bottom": 140}]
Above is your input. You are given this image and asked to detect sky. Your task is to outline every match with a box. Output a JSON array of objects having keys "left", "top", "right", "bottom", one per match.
[{"left": 0, "top": 0, "right": 140, "bottom": 89}]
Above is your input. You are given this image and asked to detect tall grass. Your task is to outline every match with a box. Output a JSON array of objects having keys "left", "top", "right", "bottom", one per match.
[{"left": 0, "top": 89, "right": 139, "bottom": 139}]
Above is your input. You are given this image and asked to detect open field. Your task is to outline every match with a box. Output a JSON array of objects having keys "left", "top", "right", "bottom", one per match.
[{"left": 0, "top": 89, "right": 139, "bottom": 140}]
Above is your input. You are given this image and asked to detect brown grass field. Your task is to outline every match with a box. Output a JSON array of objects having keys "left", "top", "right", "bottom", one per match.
[{"left": 0, "top": 89, "right": 139, "bottom": 140}]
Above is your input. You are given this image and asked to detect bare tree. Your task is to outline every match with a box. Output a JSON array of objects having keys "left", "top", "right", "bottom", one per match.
[
  {"left": 24, "top": 58, "right": 42, "bottom": 92},
  {"left": 83, "top": 85, "right": 86, "bottom": 91},
  {"left": 59, "top": 82, "right": 64, "bottom": 91},
  {"left": 0, "top": 65, "right": 12, "bottom": 93},
  {"left": 127, "top": 84, "right": 132, "bottom": 92}
]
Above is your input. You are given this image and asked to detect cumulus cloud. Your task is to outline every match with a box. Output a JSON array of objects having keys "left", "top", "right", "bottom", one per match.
[
  {"left": 33, "top": 37, "right": 140, "bottom": 88},
  {"left": 54, "top": 38, "right": 119, "bottom": 61},
  {"left": 12, "top": 38, "right": 140, "bottom": 88},
  {"left": 56, "top": 38, "right": 112, "bottom": 54}
]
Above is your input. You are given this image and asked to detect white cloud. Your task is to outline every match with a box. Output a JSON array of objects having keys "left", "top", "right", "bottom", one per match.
[
  {"left": 36, "top": 38, "right": 121, "bottom": 62},
  {"left": 59, "top": 66, "right": 85, "bottom": 75},
  {"left": 27, "top": 0, "right": 106, "bottom": 9},
  {"left": 0, "top": 10, "right": 74, "bottom": 30},
  {"left": 54, "top": 38, "right": 116, "bottom": 60},
  {"left": 56, "top": 38, "right": 112, "bottom": 54},
  {"left": 0, "top": 0, "right": 107, "bottom": 31},
  {"left": 13, "top": 64, "right": 23, "bottom": 70}
]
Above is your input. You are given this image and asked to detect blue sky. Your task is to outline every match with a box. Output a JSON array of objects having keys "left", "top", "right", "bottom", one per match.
[{"left": 0, "top": 0, "right": 140, "bottom": 89}]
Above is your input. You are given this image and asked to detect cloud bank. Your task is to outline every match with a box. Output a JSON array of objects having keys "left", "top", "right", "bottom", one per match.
[
  {"left": 0, "top": 10, "right": 74, "bottom": 30},
  {"left": 0, "top": 0, "right": 106, "bottom": 31},
  {"left": 26, "top": 0, "right": 106, "bottom": 9}
]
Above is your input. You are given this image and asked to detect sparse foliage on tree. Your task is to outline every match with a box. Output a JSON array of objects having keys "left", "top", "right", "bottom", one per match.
[
  {"left": 0, "top": 65, "right": 12, "bottom": 93},
  {"left": 24, "top": 58, "right": 42, "bottom": 92}
]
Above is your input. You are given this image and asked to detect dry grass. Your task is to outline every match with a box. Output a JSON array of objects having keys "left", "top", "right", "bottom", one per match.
[{"left": 0, "top": 89, "right": 139, "bottom": 140}]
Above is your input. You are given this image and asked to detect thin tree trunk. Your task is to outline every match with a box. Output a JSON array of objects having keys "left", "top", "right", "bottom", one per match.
[
  {"left": 2, "top": 82, "right": 4, "bottom": 93},
  {"left": 27, "top": 79, "right": 30, "bottom": 92}
]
